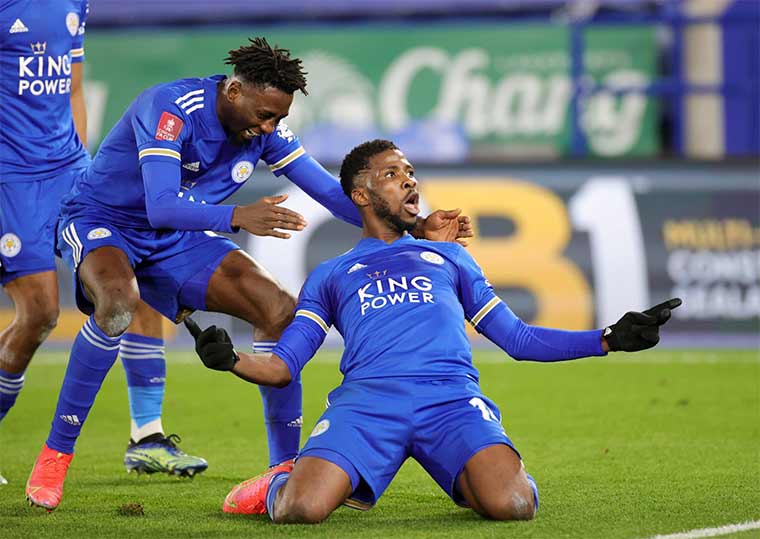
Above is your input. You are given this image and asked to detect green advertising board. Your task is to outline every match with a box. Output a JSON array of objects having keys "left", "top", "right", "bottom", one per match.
[{"left": 85, "top": 23, "right": 659, "bottom": 162}]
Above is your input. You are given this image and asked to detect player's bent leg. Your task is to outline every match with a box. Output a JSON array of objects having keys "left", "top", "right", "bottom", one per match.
[
  {"left": 457, "top": 444, "right": 537, "bottom": 521},
  {"left": 205, "top": 250, "right": 296, "bottom": 339},
  {"left": 27, "top": 247, "right": 139, "bottom": 511},
  {"left": 0, "top": 271, "right": 59, "bottom": 426},
  {"left": 79, "top": 246, "right": 141, "bottom": 337},
  {"left": 205, "top": 249, "right": 301, "bottom": 466}
]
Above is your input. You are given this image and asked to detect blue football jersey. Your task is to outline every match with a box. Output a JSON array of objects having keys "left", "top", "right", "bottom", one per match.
[
  {"left": 0, "top": 0, "right": 89, "bottom": 183},
  {"left": 63, "top": 75, "right": 307, "bottom": 228},
  {"left": 275, "top": 235, "right": 503, "bottom": 382}
]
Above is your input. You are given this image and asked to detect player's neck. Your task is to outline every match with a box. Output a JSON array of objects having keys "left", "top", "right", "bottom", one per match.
[
  {"left": 216, "top": 80, "right": 230, "bottom": 133},
  {"left": 361, "top": 219, "right": 404, "bottom": 244}
]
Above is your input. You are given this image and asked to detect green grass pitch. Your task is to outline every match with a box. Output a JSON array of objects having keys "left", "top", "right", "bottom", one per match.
[{"left": 1, "top": 349, "right": 758, "bottom": 539}]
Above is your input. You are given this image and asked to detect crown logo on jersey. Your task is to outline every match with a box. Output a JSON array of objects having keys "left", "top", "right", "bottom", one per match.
[
  {"left": 366, "top": 270, "right": 388, "bottom": 280},
  {"left": 30, "top": 41, "right": 47, "bottom": 55}
]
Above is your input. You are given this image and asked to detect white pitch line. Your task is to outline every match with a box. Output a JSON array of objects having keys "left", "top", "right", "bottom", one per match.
[{"left": 642, "top": 520, "right": 760, "bottom": 539}]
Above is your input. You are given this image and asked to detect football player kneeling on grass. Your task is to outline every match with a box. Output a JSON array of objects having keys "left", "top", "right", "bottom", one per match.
[{"left": 187, "top": 139, "right": 681, "bottom": 523}]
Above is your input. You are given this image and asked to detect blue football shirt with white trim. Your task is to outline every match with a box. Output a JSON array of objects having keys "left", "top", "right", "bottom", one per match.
[
  {"left": 0, "top": 0, "right": 89, "bottom": 183},
  {"left": 273, "top": 235, "right": 501, "bottom": 383},
  {"left": 63, "top": 74, "right": 306, "bottom": 228}
]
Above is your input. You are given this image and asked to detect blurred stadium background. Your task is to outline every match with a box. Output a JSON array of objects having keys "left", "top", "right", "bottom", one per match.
[{"left": 3, "top": 0, "right": 758, "bottom": 348}]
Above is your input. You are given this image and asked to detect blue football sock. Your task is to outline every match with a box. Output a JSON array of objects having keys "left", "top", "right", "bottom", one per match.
[
  {"left": 46, "top": 316, "right": 121, "bottom": 454},
  {"left": 255, "top": 340, "right": 302, "bottom": 466},
  {"left": 120, "top": 333, "right": 166, "bottom": 442},
  {"left": 0, "top": 368, "right": 25, "bottom": 423},
  {"left": 266, "top": 471, "right": 290, "bottom": 520}
]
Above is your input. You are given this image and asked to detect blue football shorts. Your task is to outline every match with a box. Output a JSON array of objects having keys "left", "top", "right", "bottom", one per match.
[
  {"left": 298, "top": 376, "right": 521, "bottom": 509},
  {"left": 0, "top": 168, "right": 84, "bottom": 285},
  {"left": 56, "top": 213, "right": 239, "bottom": 321}
]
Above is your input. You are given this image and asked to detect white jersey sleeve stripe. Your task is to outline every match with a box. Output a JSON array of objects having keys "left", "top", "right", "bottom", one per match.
[
  {"left": 138, "top": 148, "right": 181, "bottom": 161},
  {"left": 70, "top": 48, "right": 84, "bottom": 58},
  {"left": 295, "top": 309, "right": 329, "bottom": 334},
  {"left": 179, "top": 96, "right": 204, "bottom": 109},
  {"left": 269, "top": 147, "right": 305, "bottom": 172},
  {"left": 183, "top": 103, "right": 204, "bottom": 115},
  {"left": 469, "top": 297, "right": 501, "bottom": 327},
  {"left": 174, "top": 89, "right": 204, "bottom": 106}
]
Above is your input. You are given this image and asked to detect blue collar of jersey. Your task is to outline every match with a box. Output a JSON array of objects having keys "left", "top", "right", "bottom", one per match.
[{"left": 354, "top": 234, "right": 416, "bottom": 252}]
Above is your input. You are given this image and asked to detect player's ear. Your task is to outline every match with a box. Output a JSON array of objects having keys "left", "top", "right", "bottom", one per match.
[
  {"left": 226, "top": 79, "right": 242, "bottom": 102},
  {"left": 352, "top": 187, "right": 370, "bottom": 207}
]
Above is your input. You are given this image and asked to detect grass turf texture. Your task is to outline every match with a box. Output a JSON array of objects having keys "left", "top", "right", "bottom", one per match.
[{"left": 0, "top": 349, "right": 758, "bottom": 539}]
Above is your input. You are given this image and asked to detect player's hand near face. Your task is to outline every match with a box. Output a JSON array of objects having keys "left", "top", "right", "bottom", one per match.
[
  {"left": 231, "top": 194, "right": 308, "bottom": 239},
  {"left": 419, "top": 209, "right": 474, "bottom": 246},
  {"left": 602, "top": 298, "right": 682, "bottom": 352}
]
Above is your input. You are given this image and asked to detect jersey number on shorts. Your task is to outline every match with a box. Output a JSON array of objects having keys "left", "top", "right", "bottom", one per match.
[{"left": 469, "top": 397, "right": 499, "bottom": 422}]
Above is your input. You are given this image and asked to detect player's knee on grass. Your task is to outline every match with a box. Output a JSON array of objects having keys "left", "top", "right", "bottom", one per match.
[
  {"left": 476, "top": 478, "right": 536, "bottom": 521},
  {"left": 273, "top": 489, "right": 334, "bottom": 524}
]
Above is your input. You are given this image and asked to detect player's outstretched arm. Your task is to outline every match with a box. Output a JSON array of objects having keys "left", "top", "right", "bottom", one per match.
[
  {"left": 184, "top": 318, "right": 292, "bottom": 387},
  {"left": 477, "top": 298, "right": 682, "bottom": 361}
]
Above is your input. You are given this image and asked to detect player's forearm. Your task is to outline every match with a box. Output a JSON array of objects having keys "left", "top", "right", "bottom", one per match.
[
  {"left": 232, "top": 352, "right": 292, "bottom": 388},
  {"left": 479, "top": 302, "right": 606, "bottom": 361},
  {"left": 142, "top": 161, "right": 235, "bottom": 232},
  {"left": 146, "top": 192, "right": 235, "bottom": 232},
  {"left": 285, "top": 156, "right": 362, "bottom": 227}
]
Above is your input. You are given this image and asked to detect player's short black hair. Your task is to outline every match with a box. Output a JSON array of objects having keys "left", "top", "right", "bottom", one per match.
[
  {"left": 339, "top": 139, "right": 399, "bottom": 198},
  {"left": 225, "top": 37, "right": 308, "bottom": 96}
]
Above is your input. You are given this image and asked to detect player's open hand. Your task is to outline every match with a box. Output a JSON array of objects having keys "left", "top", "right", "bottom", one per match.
[
  {"left": 231, "top": 194, "right": 308, "bottom": 239},
  {"left": 603, "top": 298, "right": 682, "bottom": 352},
  {"left": 421, "top": 209, "right": 474, "bottom": 246},
  {"left": 184, "top": 317, "right": 239, "bottom": 371}
]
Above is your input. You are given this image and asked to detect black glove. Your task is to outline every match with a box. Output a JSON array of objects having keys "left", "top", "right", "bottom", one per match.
[
  {"left": 184, "top": 317, "right": 239, "bottom": 371},
  {"left": 604, "top": 298, "right": 682, "bottom": 352}
]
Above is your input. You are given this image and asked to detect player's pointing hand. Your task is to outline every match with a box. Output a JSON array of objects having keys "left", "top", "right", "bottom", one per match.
[
  {"left": 231, "top": 194, "right": 308, "bottom": 239},
  {"left": 602, "top": 298, "right": 682, "bottom": 352},
  {"left": 642, "top": 297, "right": 683, "bottom": 325}
]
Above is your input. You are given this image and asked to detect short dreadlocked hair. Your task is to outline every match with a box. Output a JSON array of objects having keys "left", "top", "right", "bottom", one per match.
[
  {"left": 225, "top": 37, "right": 308, "bottom": 96},
  {"left": 339, "top": 139, "right": 399, "bottom": 199}
]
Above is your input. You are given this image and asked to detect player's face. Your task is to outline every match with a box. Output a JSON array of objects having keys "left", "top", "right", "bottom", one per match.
[
  {"left": 224, "top": 81, "right": 293, "bottom": 143},
  {"left": 364, "top": 149, "right": 419, "bottom": 231}
]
